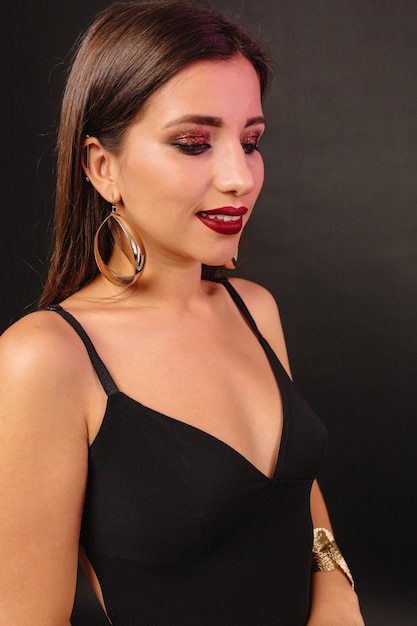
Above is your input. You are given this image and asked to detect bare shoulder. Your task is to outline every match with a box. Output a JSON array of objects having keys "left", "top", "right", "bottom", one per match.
[
  {"left": 1, "top": 310, "right": 87, "bottom": 385},
  {"left": 228, "top": 277, "right": 292, "bottom": 375},
  {"left": 228, "top": 277, "right": 279, "bottom": 317},
  {"left": 0, "top": 310, "right": 94, "bottom": 423}
]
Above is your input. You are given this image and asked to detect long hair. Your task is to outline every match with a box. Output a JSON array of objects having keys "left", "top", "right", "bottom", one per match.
[{"left": 39, "top": 0, "right": 273, "bottom": 307}]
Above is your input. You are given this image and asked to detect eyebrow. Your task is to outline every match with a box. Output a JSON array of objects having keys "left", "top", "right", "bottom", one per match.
[{"left": 163, "top": 114, "right": 266, "bottom": 129}]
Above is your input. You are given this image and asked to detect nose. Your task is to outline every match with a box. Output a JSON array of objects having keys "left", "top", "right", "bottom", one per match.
[{"left": 214, "top": 143, "right": 261, "bottom": 197}]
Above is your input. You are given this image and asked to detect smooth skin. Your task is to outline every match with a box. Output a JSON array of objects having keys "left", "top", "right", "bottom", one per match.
[{"left": 0, "top": 56, "right": 363, "bottom": 625}]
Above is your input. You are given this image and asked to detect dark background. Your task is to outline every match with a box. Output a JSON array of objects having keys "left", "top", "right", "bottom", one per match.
[{"left": 3, "top": 1, "right": 416, "bottom": 624}]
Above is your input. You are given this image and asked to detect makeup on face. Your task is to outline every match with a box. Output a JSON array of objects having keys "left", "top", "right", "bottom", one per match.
[
  {"left": 167, "top": 114, "right": 265, "bottom": 159},
  {"left": 112, "top": 56, "right": 265, "bottom": 268}
]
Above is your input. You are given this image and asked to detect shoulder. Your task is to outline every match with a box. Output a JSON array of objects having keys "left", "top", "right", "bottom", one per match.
[
  {"left": 1, "top": 310, "right": 82, "bottom": 375},
  {"left": 227, "top": 277, "right": 280, "bottom": 318},
  {"left": 0, "top": 310, "right": 93, "bottom": 411},
  {"left": 227, "top": 277, "right": 292, "bottom": 376}
]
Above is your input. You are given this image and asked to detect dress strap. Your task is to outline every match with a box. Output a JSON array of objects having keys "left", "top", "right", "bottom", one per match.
[
  {"left": 216, "top": 278, "right": 263, "bottom": 341},
  {"left": 46, "top": 305, "right": 119, "bottom": 396}
]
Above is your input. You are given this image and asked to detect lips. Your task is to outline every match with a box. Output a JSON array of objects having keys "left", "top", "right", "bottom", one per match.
[{"left": 196, "top": 206, "right": 248, "bottom": 235}]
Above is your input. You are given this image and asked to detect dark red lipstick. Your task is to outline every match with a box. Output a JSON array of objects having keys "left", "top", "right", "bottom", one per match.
[{"left": 196, "top": 206, "right": 248, "bottom": 235}]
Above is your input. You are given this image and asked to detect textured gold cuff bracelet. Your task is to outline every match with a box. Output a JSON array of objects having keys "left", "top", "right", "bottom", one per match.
[{"left": 312, "top": 527, "right": 354, "bottom": 589}]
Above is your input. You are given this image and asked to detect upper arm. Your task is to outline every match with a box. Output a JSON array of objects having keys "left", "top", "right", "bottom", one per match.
[
  {"left": 0, "top": 313, "right": 89, "bottom": 625},
  {"left": 228, "top": 277, "right": 292, "bottom": 377}
]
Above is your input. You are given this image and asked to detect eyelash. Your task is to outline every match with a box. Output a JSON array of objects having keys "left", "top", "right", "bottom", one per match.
[
  {"left": 242, "top": 142, "right": 260, "bottom": 155},
  {"left": 172, "top": 142, "right": 211, "bottom": 155}
]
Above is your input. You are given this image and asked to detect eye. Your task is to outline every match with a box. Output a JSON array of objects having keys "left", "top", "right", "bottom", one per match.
[
  {"left": 242, "top": 142, "right": 260, "bottom": 155},
  {"left": 241, "top": 131, "right": 262, "bottom": 155},
  {"left": 172, "top": 141, "right": 211, "bottom": 156},
  {"left": 171, "top": 129, "right": 211, "bottom": 156}
]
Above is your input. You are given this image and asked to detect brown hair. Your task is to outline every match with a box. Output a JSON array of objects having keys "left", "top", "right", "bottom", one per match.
[{"left": 39, "top": 0, "right": 273, "bottom": 307}]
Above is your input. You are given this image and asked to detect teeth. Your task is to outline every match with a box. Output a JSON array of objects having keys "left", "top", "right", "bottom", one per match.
[{"left": 199, "top": 212, "right": 240, "bottom": 222}]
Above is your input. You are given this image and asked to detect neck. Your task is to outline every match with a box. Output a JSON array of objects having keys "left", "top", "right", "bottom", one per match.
[
  {"left": 134, "top": 260, "right": 209, "bottom": 308},
  {"left": 89, "top": 257, "right": 220, "bottom": 313}
]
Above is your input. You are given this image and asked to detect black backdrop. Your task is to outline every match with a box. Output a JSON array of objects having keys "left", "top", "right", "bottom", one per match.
[{"left": 3, "top": 1, "right": 417, "bottom": 624}]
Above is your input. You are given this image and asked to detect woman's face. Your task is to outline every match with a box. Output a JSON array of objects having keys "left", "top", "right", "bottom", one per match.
[{"left": 112, "top": 54, "right": 265, "bottom": 270}]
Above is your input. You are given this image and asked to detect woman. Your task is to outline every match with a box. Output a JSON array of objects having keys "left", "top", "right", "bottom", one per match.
[{"left": 0, "top": 2, "right": 364, "bottom": 624}]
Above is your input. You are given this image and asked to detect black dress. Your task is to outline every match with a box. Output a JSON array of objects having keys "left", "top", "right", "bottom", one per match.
[{"left": 48, "top": 279, "right": 327, "bottom": 625}]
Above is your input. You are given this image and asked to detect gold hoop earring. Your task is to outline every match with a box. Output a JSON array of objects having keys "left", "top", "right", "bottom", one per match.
[
  {"left": 223, "top": 248, "right": 238, "bottom": 270},
  {"left": 94, "top": 206, "right": 146, "bottom": 286}
]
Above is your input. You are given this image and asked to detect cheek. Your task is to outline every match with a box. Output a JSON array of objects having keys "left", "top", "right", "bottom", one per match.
[
  {"left": 120, "top": 158, "right": 174, "bottom": 204},
  {"left": 253, "top": 158, "right": 265, "bottom": 196},
  {"left": 129, "top": 150, "right": 203, "bottom": 197}
]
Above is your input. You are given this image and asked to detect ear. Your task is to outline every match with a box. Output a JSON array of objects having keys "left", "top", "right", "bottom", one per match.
[{"left": 82, "top": 136, "right": 121, "bottom": 203}]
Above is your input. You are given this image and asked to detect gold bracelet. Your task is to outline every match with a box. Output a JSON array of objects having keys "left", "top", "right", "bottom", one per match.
[{"left": 312, "top": 527, "right": 354, "bottom": 589}]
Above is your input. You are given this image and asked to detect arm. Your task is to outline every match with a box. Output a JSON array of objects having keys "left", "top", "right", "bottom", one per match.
[
  {"left": 0, "top": 313, "right": 89, "bottom": 625},
  {"left": 308, "top": 482, "right": 364, "bottom": 625},
  {"left": 229, "top": 278, "right": 364, "bottom": 625}
]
